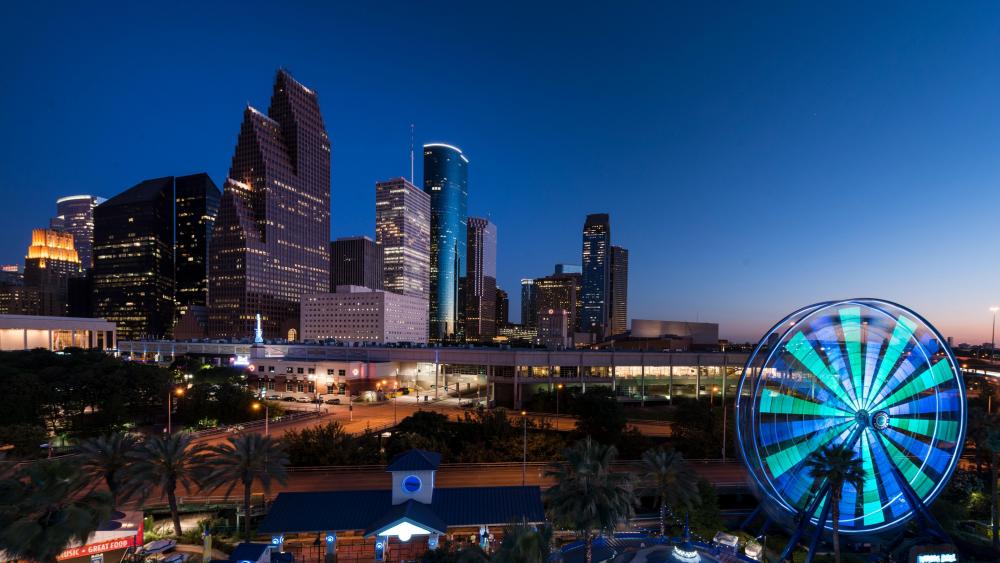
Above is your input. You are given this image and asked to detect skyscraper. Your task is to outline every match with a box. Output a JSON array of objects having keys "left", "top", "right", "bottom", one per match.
[
  {"left": 535, "top": 274, "right": 578, "bottom": 333},
  {"left": 375, "top": 177, "right": 431, "bottom": 298},
  {"left": 23, "top": 228, "right": 81, "bottom": 316},
  {"left": 423, "top": 143, "right": 468, "bottom": 341},
  {"left": 93, "top": 177, "right": 175, "bottom": 339},
  {"left": 50, "top": 195, "right": 105, "bottom": 272},
  {"left": 609, "top": 245, "right": 629, "bottom": 337},
  {"left": 581, "top": 213, "right": 611, "bottom": 338},
  {"left": 554, "top": 264, "right": 582, "bottom": 275},
  {"left": 496, "top": 287, "right": 509, "bottom": 329},
  {"left": 174, "top": 173, "right": 220, "bottom": 314},
  {"left": 209, "top": 70, "right": 331, "bottom": 339},
  {"left": 464, "top": 217, "right": 497, "bottom": 342},
  {"left": 520, "top": 278, "right": 537, "bottom": 328},
  {"left": 330, "top": 236, "right": 383, "bottom": 290}
]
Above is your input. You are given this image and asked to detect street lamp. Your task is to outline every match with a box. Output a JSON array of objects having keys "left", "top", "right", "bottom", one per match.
[
  {"left": 520, "top": 410, "right": 528, "bottom": 486},
  {"left": 167, "top": 386, "right": 184, "bottom": 434},
  {"left": 990, "top": 306, "right": 998, "bottom": 364},
  {"left": 555, "top": 384, "right": 564, "bottom": 430},
  {"left": 252, "top": 401, "right": 269, "bottom": 436},
  {"left": 711, "top": 386, "right": 719, "bottom": 407}
]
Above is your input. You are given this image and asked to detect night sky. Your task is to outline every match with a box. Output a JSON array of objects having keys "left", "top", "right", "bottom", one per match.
[{"left": 3, "top": 1, "right": 1000, "bottom": 343}]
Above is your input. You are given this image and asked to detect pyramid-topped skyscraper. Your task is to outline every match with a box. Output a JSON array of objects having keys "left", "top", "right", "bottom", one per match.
[{"left": 208, "top": 70, "right": 331, "bottom": 339}]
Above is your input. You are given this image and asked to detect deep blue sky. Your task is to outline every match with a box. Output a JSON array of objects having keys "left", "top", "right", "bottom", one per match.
[{"left": 2, "top": 1, "right": 999, "bottom": 343}]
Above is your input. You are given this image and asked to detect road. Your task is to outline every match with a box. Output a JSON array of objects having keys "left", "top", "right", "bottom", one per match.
[
  {"left": 159, "top": 460, "right": 746, "bottom": 506},
  {"left": 193, "top": 400, "right": 672, "bottom": 447}
]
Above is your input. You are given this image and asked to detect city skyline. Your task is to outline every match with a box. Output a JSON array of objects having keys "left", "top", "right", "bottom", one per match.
[{"left": 3, "top": 2, "right": 1000, "bottom": 343}]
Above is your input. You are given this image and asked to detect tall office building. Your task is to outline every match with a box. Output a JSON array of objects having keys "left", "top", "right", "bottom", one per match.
[
  {"left": 174, "top": 174, "right": 220, "bottom": 314},
  {"left": 609, "top": 245, "right": 629, "bottom": 337},
  {"left": 209, "top": 70, "right": 331, "bottom": 339},
  {"left": 535, "top": 274, "right": 579, "bottom": 333},
  {"left": 330, "top": 236, "right": 383, "bottom": 290},
  {"left": 495, "top": 287, "right": 509, "bottom": 329},
  {"left": 93, "top": 177, "right": 175, "bottom": 339},
  {"left": 375, "top": 177, "right": 431, "bottom": 298},
  {"left": 464, "top": 217, "right": 497, "bottom": 342},
  {"left": 520, "top": 278, "right": 537, "bottom": 328},
  {"left": 23, "top": 229, "right": 81, "bottom": 316},
  {"left": 423, "top": 143, "right": 468, "bottom": 341},
  {"left": 50, "top": 195, "right": 105, "bottom": 272},
  {"left": 581, "top": 213, "right": 611, "bottom": 338}
]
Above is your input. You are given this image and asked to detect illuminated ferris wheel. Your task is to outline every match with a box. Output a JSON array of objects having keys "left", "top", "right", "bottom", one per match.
[{"left": 736, "top": 299, "right": 966, "bottom": 543}]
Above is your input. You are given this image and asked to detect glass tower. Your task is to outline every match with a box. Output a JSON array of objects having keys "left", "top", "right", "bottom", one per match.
[
  {"left": 581, "top": 213, "right": 611, "bottom": 337},
  {"left": 520, "top": 278, "right": 537, "bottom": 328},
  {"left": 423, "top": 143, "right": 468, "bottom": 341},
  {"left": 208, "top": 70, "right": 331, "bottom": 339},
  {"left": 609, "top": 245, "right": 629, "bottom": 337},
  {"left": 174, "top": 173, "right": 220, "bottom": 315},
  {"left": 464, "top": 217, "right": 497, "bottom": 342},
  {"left": 375, "top": 177, "right": 431, "bottom": 298},
  {"left": 50, "top": 195, "right": 106, "bottom": 272},
  {"left": 93, "top": 177, "right": 175, "bottom": 339}
]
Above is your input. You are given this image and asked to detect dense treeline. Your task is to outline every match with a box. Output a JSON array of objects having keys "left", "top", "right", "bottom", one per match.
[{"left": 0, "top": 350, "right": 262, "bottom": 456}]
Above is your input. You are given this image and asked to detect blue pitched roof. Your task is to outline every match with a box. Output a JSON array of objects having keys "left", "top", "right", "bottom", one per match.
[
  {"left": 385, "top": 449, "right": 441, "bottom": 472},
  {"left": 258, "top": 486, "right": 545, "bottom": 534},
  {"left": 228, "top": 543, "right": 270, "bottom": 562}
]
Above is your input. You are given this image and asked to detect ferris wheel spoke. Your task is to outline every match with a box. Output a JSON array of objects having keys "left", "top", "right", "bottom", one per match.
[
  {"left": 785, "top": 331, "right": 857, "bottom": 410},
  {"left": 858, "top": 431, "right": 887, "bottom": 527},
  {"left": 838, "top": 307, "right": 866, "bottom": 406},
  {"left": 891, "top": 417, "right": 960, "bottom": 443},
  {"left": 865, "top": 315, "right": 918, "bottom": 408},
  {"left": 866, "top": 355, "right": 926, "bottom": 411},
  {"left": 760, "top": 416, "right": 853, "bottom": 448},
  {"left": 885, "top": 393, "right": 960, "bottom": 416},
  {"left": 879, "top": 428, "right": 949, "bottom": 476},
  {"left": 873, "top": 430, "right": 936, "bottom": 499},
  {"left": 764, "top": 419, "right": 854, "bottom": 478},
  {"left": 871, "top": 359, "right": 952, "bottom": 411},
  {"left": 759, "top": 390, "right": 852, "bottom": 417}
]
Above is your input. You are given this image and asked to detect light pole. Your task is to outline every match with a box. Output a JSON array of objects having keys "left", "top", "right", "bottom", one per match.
[
  {"left": 393, "top": 384, "right": 398, "bottom": 424},
  {"left": 521, "top": 410, "right": 528, "bottom": 485},
  {"left": 166, "top": 387, "right": 184, "bottom": 434},
  {"left": 252, "top": 401, "right": 269, "bottom": 436},
  {"left": 990, "top": 306, "right": 998, "bottom": 364},
  {"left": 555, "top": 384, "right": 563, "bottom": 430}
]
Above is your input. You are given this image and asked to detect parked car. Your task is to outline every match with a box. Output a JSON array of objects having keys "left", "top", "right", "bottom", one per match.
[
  {"left": 282, "top": 396, "right": 297, "bottom": 402},
  {"left": 267, "top": 395, "right": 280, "bottom": 400},
  {"left": 311, "top": 398, "right": 324, "bottom": 404},
  {"left": 295, "top": 397, "right": 311, "bottom": 403},
  {"left": 325, "top": 398, "right": 341, "bottom": 405}
]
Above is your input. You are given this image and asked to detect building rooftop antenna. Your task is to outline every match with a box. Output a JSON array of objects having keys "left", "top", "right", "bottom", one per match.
[{"left": 409, "top": 123, "right": 415, "bottom": 184}]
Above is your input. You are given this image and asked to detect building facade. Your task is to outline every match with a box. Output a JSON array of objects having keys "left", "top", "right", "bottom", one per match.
[
  {"left": 520, "top": 278, "right": 537, "bottom": 328},
  {"left": 537, "top": 308, "right": 572, "bottom": 348},
  {"left": 50, "top": 195, "right": 105, "bottom": 272},
  {"left": 93, "top": 177, "right": 175, "bottom": 340},
  {"left": 423, "top": 144, "right": 468, "bottom": 341},
  {"left": 534, "top": 274, "right": 578, "bottom": 335},
  {"left": 330, "top": 236, "right": 383, "bottom": 291},
  {"left": 375, "top": 177, "right": 431, "bottom": 299},
  {"left": 174, "top": 173, "right": 220, "bottom": 317},
  {"left": 300, "top": 286, "right": 429, "bottom": 344},
  {"left": 209, "top": 70, "right": 331, "bottom": 340},
  {"left": 23, "top": 228, "right": 81, "bottom": 316},
  {"left": 581, "top": 213, "right": 611, "bottom": 338},
  {"left": 609, "top": 245, "right": 628, "bottom": 337},
  {"left": 495, "top": 287, "right": 509, "bottom": 330},
  {"left": 0, "top": 315, "right": 115, "bottom": 351},
  {"left": 463, "top": 217, "right": 497, "bottom": 342}
]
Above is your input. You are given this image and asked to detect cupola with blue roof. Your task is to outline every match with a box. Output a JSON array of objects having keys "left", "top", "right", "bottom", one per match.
[{"left": 386, "top": 449, "right": 440, "bottom": 506}]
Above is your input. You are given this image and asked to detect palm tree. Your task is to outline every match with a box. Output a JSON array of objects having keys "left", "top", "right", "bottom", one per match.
[
  {"left": 804, "top": 443, "right": 865, "bottom": 563},
  {"left": 492, "top": 520, "right": 551, "bottom": 563},
  {"left": 544, "top": 437, "right": 637, "bottom": 563},
  {"left": 641, "top": 446, "right": 700, "bottom": 536},
  {"left": 0, "top": 461, "right": 112, "bottom": 562},
  {"left": 125, "top": 433, "right": 208, "bottom": 536},
  {"left": 78, "top": 432, "right": 138, "bottom": 506},
  {"left": 202, "top": 434, "right": 289, "bottom": 539}
]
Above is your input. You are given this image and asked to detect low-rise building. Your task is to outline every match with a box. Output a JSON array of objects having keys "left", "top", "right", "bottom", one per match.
[
  {"left": 0, "top": 314, "right": 116, "bottom": 351},
  {"left": 301, "top": 286, "right": 428, "bottom": 345}
]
